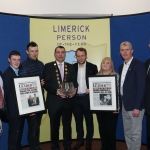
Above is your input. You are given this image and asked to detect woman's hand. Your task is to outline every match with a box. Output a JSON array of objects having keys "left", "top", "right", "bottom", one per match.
[{"left": 113, "top": 107, "right": 120, "bottom": 114}]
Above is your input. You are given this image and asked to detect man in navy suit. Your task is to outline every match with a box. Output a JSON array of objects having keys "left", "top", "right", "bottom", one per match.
[
  {"left": 119, "top": 41, "right": 146, "bottom": 150},
  {"left": 145, "top": 42, "right": 150, "bottom": 150},
  {"left": 72, "top": 48, "right": 98, "bottom": 150},
  {"left": 3, "top": 51, "right": 24, "bottom": 150}
]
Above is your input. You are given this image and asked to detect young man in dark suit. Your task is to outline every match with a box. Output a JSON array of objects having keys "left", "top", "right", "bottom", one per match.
[
  {"left": 43, "top": 46, "right": 78, "bottom": 150},
  {"left": 3, "top": 51, "right": 25, "bottom": 150},
  {"left": 119, "top": 41, "right": 146, "bottom": 150},
  {"left": 73, "top": 48, "right": 98, "bottom": 150}
]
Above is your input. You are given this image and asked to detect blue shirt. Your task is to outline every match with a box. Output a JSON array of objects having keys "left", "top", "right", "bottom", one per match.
[{"left": 10, "top": 65, "right": 19, "bottom": 76}]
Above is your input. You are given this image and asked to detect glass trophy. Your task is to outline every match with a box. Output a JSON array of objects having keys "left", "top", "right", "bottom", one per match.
[{"left": 60, "top": 82, "right": 75, "bottom": 97}]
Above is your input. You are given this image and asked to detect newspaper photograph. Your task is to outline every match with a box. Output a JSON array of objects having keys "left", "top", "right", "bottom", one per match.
[
  {"left": 93, "top": 82, "right": 112, "bottom": 106},
  {"left": 89, "top": 75, "right": 118, "bottom": 111},
  {"left": 19, "top": 81, "right": 40, "bottom": 109},
  {"left": 14, "top": 76, "right": 45, "bottom": 116}
]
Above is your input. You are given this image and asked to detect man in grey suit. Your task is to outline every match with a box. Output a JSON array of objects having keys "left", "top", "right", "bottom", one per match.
[{"left": 119, "top": 41, "right": 146, "bottom": 150}]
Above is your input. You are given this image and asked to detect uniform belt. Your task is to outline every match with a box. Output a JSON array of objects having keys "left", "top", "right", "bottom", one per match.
[{"left": 76, "top": 93, "right": 86, "bottom": 96}]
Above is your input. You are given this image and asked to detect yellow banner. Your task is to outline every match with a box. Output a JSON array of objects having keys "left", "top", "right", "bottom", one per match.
[{"left": 30, "top": 18, "right": 110, "bottom": 142}]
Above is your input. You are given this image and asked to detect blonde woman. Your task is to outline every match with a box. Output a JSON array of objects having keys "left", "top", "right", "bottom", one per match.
[{"left": 96, "top": 57, "right": 120, "bottom": 150}]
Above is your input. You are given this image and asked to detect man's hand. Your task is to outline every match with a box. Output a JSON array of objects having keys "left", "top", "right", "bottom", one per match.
[
  {"left": 57, "top": 89, "right": 66, "bottom": 98},
  {"left": 86, "top": 88, "right": 90, "bottom": 94},
  {"left": 68, "top": 88, "right": 77, "bottom": 98},
  {"left": 132, "top": 109, "right": 140, "bottom": 117},
  {"left": 41, "top": 79, "right": 44, "bottom": 86},
  {"left": 29, "top": 113, "right": 36, "bottom": 116},
  {"left": 0, "top": 101, "right": 3, "bottom": 109}
]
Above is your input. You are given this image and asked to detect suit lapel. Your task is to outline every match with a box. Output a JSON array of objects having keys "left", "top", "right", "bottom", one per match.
[
  {"left": 53, "top": 61, "right": 63, "bottom": 85},
  {"left": 124, "top": 58, "right": 135, "bottom": 81},
  {"left": 120, "top": 64, "right": 123, "bottom": 75},
  {"left": 86, "top": 62, "right": 89, "bottom": 79},
  {"left": 63, "top": 62, "right": 68, "bottom": 82},
  {"left": 9, "top": 66, "right": 17, "bottom": 77},
  {"left": 74, "top": 63, "right": 78, "bottom": 75}
]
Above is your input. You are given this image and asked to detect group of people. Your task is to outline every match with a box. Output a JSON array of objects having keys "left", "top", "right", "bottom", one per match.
[
  {"left": 28, "top": 94, "right": 40, "bottom": 107},
  {"left": 0, "top": 41, "right": 150, "bottom": 150}
]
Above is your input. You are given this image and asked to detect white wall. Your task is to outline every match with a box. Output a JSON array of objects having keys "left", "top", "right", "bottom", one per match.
[{"left": 0, "top": 0, "right": 150, "bottom": 17}]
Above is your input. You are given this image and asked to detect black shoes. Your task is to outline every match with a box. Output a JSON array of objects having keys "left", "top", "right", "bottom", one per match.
[
  {"left": 73, "top": 142, "right": 84, "bottom": 150},
  {"left": 36, "top": 147, "right": 42, "bottom": 150},
  {"left": 85, "top": 144, "right": 92, "bottom": 150},
  {"left": 65, "top": 148, "right": 72, "bottom": 150}
]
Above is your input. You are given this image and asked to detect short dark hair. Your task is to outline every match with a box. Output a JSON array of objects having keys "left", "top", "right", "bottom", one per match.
[
  {"left": 27, "top": 41, "right": 38, "bottom": 50},
  {"left": 54, "top": 46, "right": 65, "bottom": 53},
  {"left": 9, "top": 50, "right": 21, "bottom": 58},
  {"left": 75, "top": 47, "right": 87, "bottom": 56}
]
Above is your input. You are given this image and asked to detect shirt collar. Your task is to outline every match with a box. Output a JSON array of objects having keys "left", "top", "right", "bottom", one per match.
[
  {"left": 10, "top": 65, "right": 19, "bottom": 75},
  {"left": 78, "top": 61, "right": 86, "bottom": 68},
  {"left": 56, "top": 60, "right": 64, "bottom": 66},
  {"left": 124, "top": 57, "right": 133, "bottom": 66}
]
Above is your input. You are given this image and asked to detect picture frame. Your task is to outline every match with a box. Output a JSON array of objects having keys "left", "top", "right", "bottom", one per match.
[
  {"left": 88, "top": 75, "right": 118, "bottom": 111},
  {"left": 14, "top": 76, "right": 45, "bottom": 116}
]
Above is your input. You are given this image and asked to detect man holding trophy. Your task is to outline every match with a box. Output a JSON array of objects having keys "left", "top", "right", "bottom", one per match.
[{"left": 43, "top": 46, "right": 78, "bottom": 150}]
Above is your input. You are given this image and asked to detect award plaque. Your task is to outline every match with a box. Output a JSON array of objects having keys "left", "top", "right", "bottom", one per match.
[{"left": 60, "top": 82, "right": 75, "bottom": 97}]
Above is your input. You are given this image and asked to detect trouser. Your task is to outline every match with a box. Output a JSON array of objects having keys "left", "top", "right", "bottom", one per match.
[
  {"left": 26, "top": 113, "right": 43, "bottom": 150},
  {"left": 122, "top": 104, "right": 144, "bottom": 150},
  {"left": 73, "top": 94, "right": 94, "bottom": 144},
  {"left": 96, "top": 111, "right": 118, "bottom": 150},
  {"left": 48, "top": 107, "right": 72, "bottom": 150},
  {"left": 8, "top": 117, "right": 24, "bottom": 150}
]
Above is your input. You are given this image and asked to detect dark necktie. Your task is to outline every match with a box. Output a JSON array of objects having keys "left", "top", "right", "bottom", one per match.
[{"left": 0, "top": 87, "right": 3, "bottom": 109}]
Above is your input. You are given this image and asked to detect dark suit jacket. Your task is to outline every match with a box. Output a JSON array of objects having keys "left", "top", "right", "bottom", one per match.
[
  {"left": 73, "top": 61, "right": 98, "bottom": 89},
  {"left": 3, "top": 67, "right": 18, "bottom": 117},
  {"left": 119, "top": 58, "right": 146, "bottom": 111},
  {"left": 145, "top": 58, "right": 150, "bottom": 115},
  {"left": 36, "top": 97, "right": 40, "bottom": 105},
  {"left": 43, "top": 61, "right": 78, "bottom": 111},
  {"left": 28, "top": 98, "right": 33, "bottom": 107}
]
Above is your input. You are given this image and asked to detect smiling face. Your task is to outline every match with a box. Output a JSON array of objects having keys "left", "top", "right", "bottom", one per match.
[
  {"left": 120, "top": 45, "right": 133, "bottom": 63},
  {"left": 101, "top": 58, "right": 112, "bottom": 72},
  {"left": 26, "top": 46, "right": 38, "bottom": 60},
  {"left": 76, "top": 50, "right": 87, "bottom": 65},
  {"left": 54, "top": 47, "right": 66, "bottom": 63},
  {"left": 8, "top": 55, "right": 21, "bottom": 69}
]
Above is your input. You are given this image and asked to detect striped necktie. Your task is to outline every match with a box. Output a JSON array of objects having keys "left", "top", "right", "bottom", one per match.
[{"left": 59, "top": 63, "right": 64, "bottom": 81}]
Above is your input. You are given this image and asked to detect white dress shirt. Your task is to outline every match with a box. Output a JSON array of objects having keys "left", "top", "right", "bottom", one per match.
[
  {"left": 120, "top": 57, "right": 133, "bottom": 95},
  {"left": 77, "top": 62, "right": 87, "bottom": 94},
  {"left": 0, "top": 76, "right": 4, "bottom": 107}
]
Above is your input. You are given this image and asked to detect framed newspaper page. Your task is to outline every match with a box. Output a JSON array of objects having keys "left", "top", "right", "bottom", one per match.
[
  {"left": 88, "top": 75, "right": 118, "bottom": 111},
  {"left": 14, "top": 76, "right": 45, "bottom": 116}
]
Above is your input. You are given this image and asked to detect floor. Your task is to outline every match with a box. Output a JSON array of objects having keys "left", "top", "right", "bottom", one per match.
[{"left": 23, "top": 140, "right": 147, "bottom": 150}]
